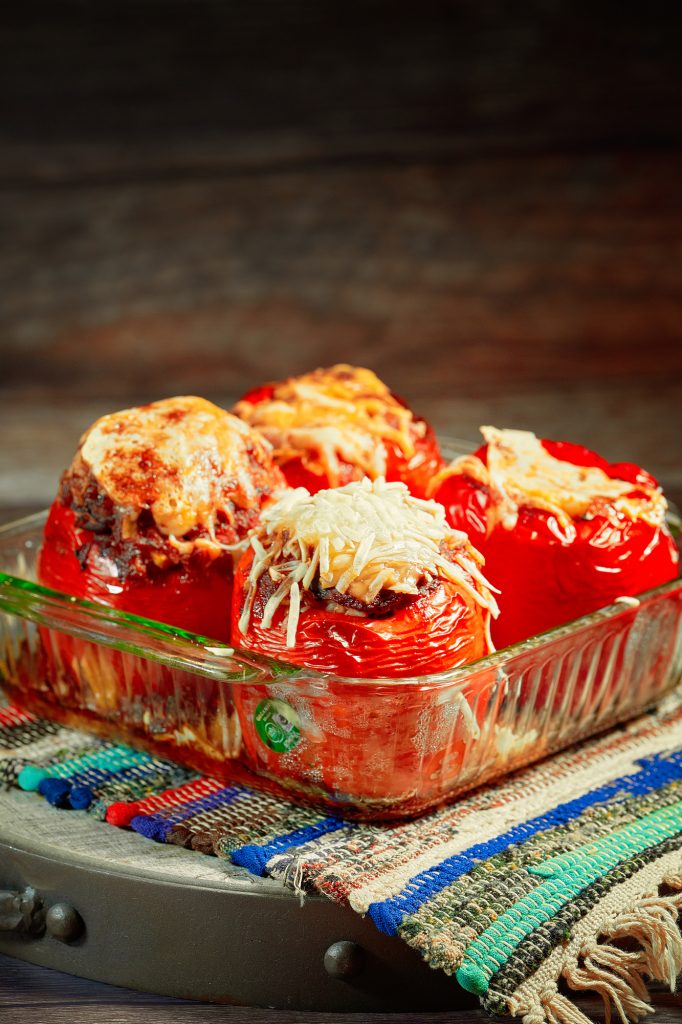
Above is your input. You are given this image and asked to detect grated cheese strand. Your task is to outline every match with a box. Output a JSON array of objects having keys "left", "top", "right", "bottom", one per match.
[
  {"left": 239, "top": 477, "right": 499, "bottom": 646},
  {"left": 287, "top": 582, "right": 301, "bottom": 648}
]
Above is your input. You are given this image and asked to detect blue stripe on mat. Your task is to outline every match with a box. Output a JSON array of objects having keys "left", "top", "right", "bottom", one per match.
[
  {"left": 130, "top": 784, "right": 249, "bottom": 842},
  {"left": 232, "top": 817, "right": 348, "bottom": 875},
  {"left": 368, "top": 749, "right": 682, "bottom": 935}
]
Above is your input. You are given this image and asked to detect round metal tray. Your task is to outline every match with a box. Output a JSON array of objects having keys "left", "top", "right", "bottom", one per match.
[{"left": 0, "top": 788, "right": 470, "bottom": 1011}]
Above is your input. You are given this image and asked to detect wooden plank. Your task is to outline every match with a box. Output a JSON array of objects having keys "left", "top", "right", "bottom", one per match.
[
  {"left": 2, "top": 2, "right": 682, "bottom": 184},
  {"left": 4, "top": 155, "right": 681, "bottom": 400},
  {"left": 2, "top": 154, "right": 682, "bottom": 506},
  {"left": 1, "top": 955, "right": 681, "bottom": 1022}
]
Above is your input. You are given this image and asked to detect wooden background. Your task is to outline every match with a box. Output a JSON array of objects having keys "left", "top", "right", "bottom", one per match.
[
  {"left": 1, "top": 3, "right": 681, "bottom": 1019},
  {"left": 2, "top": 2, "right": 682, "bottom": 515}
]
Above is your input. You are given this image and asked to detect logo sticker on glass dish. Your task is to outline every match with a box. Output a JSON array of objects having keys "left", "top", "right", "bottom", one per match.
[{"left": 254, "top": 699, "right": 301, "bottom": 753}]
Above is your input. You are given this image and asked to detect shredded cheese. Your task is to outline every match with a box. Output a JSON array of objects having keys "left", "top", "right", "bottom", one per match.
[
  {"left": 238, "top": 477, "right": 499, "bottom": 647},
  {"left": 75, "top": 396, "right": 281, "bottom": 543},
  {"left": 431, "top": 426, "right": 668, "bottom": 534},
  {"left": 233, "top": 364, "right": 425, "bottom": 485}
]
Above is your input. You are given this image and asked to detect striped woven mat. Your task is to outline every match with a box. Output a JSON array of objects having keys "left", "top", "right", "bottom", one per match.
[{"left": 2, "top": 695, "right": 682, "bottom": 1024}]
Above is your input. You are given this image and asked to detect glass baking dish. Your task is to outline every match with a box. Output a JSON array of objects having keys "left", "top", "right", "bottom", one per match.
[{"left": 0, "top": 499, "right": 680, "bottom": 820}]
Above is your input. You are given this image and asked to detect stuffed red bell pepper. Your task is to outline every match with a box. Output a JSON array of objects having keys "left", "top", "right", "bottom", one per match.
[
  {"left": 38, "top": 396, "right": 286, "bottom": 642},
  {"left": 232, "top": 363, "right": 444, "bottom": 498},
  {"left": 429, "top": 426, "right": 679, "bottom": 650},
  {"left": 231, "top": 477, "right": 499, "bottom": 808}
]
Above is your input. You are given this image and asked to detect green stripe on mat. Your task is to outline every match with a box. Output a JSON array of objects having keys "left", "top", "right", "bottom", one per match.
[
  {"left": 455, "top": 799, "right": 682, "bottom": 994},
  {"left": 481, "top": 832, "right": 682, "bottom": 1014}
]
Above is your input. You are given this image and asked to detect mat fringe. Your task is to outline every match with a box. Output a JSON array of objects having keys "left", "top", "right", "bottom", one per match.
[{"left": 512, "top": 870, "right": 682, "bottom": 1024}]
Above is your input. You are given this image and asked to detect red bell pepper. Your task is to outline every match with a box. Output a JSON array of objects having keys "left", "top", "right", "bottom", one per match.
[
  {"left": 38, "top": 396, "right": 285, "bottom": 640},
  {"left": 430, "top": 428, "right": 679, "bottom": 650},
  {"left": 229, "top": 479, "right": 497, "bottom": 811},
  {"left": 232, "top": 546, "right": 491, "bottom": 678},
  {"left": 36, "top": 397, "right": 286, "bottom": 721},
  {"left": 39, "top": 499, "right": 236, "bottom": 641},
  {"left": 233, "top": 364, "right": 443, "bottom": 498}
]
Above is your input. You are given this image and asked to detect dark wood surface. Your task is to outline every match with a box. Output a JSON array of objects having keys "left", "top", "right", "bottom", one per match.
[
  {"left": 3, "top": 1, "right": 682, "bottom": 182},
  {"left": 1, "top": 4, "right": 681, "bottom": 1019},
  {"left": 2, "top": 954, "right": 681, "bottom": 1023}
]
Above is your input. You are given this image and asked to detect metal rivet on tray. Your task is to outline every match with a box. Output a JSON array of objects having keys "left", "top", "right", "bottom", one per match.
[
  {"left": 324, "top": 940, "right": 364, "bottom": 980},
  {"left": 45, "top": 902, "right": 84, "bottom": 943}
]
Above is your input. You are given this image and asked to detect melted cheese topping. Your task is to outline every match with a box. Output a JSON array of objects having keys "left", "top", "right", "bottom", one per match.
[
  {"left": 239, "top": 477, "right": 499, "bottom": 648},
  {"left": 435, "top": 426, "right": 667, "bottom": 534},
  {"left": 233, "top": 364, "right": 424, "bottom": 485},
  {"left": 76, "top": 396, "right": 280, "bottom": 540}
]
